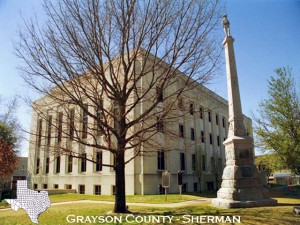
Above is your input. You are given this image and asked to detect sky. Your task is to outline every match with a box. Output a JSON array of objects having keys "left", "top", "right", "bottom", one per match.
[{"left": 0, "top": 0, "right": 299, "bottom": 156}]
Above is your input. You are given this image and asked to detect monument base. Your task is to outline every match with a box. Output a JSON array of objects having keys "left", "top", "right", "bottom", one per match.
[
  {"left": 212, "top": 136, "right": 278, "bottom": 209},
  {"left": 212, "top": 198, "right": 277, "bottom": 208}
]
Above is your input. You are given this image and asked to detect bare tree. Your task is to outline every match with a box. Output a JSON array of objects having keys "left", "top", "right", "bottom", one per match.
[
  {"left": 15, "top": 0, "right": 223, "bottom": 213},
  {"left": 0, "top": 96, "right": 22, "bottom": 153}
]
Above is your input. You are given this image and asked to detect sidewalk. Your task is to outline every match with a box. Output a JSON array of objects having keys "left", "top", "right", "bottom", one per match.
[{"left": 0, "top": 198, "right": 209, "bottom": 211}]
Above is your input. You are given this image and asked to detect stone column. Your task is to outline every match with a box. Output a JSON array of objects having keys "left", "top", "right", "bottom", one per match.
[{"left": 212, "top": 16, "right": 277, "bottom": 208}]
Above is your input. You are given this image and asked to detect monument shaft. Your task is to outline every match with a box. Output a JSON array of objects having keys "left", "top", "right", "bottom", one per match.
[{"left": 212, "top": 16, "right": 277, "bottom": 208}]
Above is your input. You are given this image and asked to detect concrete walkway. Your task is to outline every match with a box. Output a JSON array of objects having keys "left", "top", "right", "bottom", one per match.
[{"left": 0, "top": 198, "right": 209, "bottom": 211}]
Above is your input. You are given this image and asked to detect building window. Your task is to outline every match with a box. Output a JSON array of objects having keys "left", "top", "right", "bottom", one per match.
[
  {"left": 208, "top": 111, "right": 211, "bottom": 122},
  {"left": 47, "top": 116, "right": 52, "bottom": 146},
  {"left": 55, "top": 156, "right": 60, "bottom": 173},
  {"left": 193, "top": 183, "right": 198, "bottom": 192},
  {"left": 156, "top": 117, "right": 164, "bottom": 133},
  {"left": 69, "top": 109, "right": 75, "bottom": 140},
  {"left": 96, "top": 100, "right": 104, "bottom": 136},
  {"left": 36, "top": 158, "right": 40, "bottom": 174},
  {"left": 209, "top": 133, "right": 213, "bottom": 145},
  {"left": 96, "top": 151, "right": 103, "bottom": 172},
  {"left": 81, "top": 153, "right": 87, "bottom": 172},
  {"left": 211, "top": 157, "right": 215, "bottom": 172},
  {"left": 222, "top": 117, "right": 226, "bottom": 128},
  {"left": 57, "top": 112, "right": 63, "bottom": 143},
  {"left": 65, "top": 184, "right": 72, "bottom": 189},
  {"left": 189, "top": 103, "right": 194, "bottom": 115},
  {"left": 217, "top": 135, "right": 220, "bottom": 146},
  {"left": 179, "top": 124, "right": 184, "bottom": 138},
  {"left": 182, "top": 183, "right": 187, "bottom": 193},
  {"left": 113, "top": 101, "right": 119, "bottom": 130},
  {"left": 33, "top": 184, "right": 38, "bottom": 190},
  {"left": 202, "top": 155, "right": 206, "bottom": 171},
  {"left": 218, "top": 158, "right": 223, "bottom": 172},
  {"left": 192, "top": 154, "right": 196, "bottom": 171},
  {"left": 180, "top": 152, "right": 185, "bottom": 171},
  {"left": 43, "top": 184, "right": 48, "bottom": 189},
  {"left": 178, "top": 98, "right": 184, "bottom": 110},
  {"left": 67, "top": 155, "right": 73, "bottom": 173},
  {"left": 110, "top": 153, "right": 115, "bottom": 171},
  {"left": 112, "top": 185, "right": 116, "bottom": 195},
  {"left": 207, "top": 182, "right": 214, "bottom": 191},
  {"left": 157, "top": 150, "right": 165, "bottom": 170},
  {"left": 216, "top": 114, "right": 219, "bottom": 125},
  {"left": 199, "top": 107, "right": 203, "bottom": 119},
  {"left": 54, "top": 184, "right": 59, "bottom": 189},
  {"left": 37, "top": 119, "right": 42, "bottom": 147},
  {"left": 190, "top": 128, "right": 195, "bottom": 141},
  {"left": 82, "top": 105, "right": 88, "bottom": 139},
  {"left": 79, "top": 185, "right": 85, "bottom": 194},
  {"left": 201, "top": 131, "right": 205, "bottom": 143},
  {"left": 94, "top": 185, "right": 101, "bottom": 195},
  {"left": 45, "top": 157, "right": 49, "bottom": 174},
  {"left": 156, "top": 86, "right": 163, "bottom": 102}
]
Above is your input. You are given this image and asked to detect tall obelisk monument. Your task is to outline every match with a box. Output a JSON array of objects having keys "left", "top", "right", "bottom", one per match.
[{"left": 212, "top": 16, "right": 277, "bottom": 208}]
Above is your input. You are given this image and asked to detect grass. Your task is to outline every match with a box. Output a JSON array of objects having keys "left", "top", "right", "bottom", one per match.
[
  {"left": 1, "top": 190, "right": 300, "bottom": 224},
  {"left": 0, "top": 192, "right": 212, "bottom": 209},
  {"left": 0, "top": 200, "right": 8, "bottom": 209},
  {"left": 49, "top": 193, "right": 204, "bottom": 204}
]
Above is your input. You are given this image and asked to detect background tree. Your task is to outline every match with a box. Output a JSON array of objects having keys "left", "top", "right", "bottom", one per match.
[
  {"left": 15, "top": 0, "right": 223, "bottom": 213},
  {"left": 256, "top": 154, "right": 284, "bottom": 184},
  {"left": 0, "top": 96, "right": 21, "bottom": 189},
  {"left": 255, "top": 67, "right": 300, "bottom": 175},
  {"left": 0, "top": 122, "right": 18, "bottom": 151},
  {"left": 0, "top": 138, "right": 19, "bottom": 189},
  {"left": 0, "top": 96, "right": 22, "bottom": 152}
]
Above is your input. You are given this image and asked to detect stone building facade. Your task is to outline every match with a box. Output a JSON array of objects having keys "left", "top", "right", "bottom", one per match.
[{"left": 28, "top": 54, "right": 252, "bottom": 195}]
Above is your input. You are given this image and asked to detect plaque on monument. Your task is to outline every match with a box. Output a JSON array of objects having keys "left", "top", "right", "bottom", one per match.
[
  {"left": 241, "top": 166, "right": 253, "bottom": 178},
  {"left": 239, "top": 149, "right": 249, "bottom": 159}
]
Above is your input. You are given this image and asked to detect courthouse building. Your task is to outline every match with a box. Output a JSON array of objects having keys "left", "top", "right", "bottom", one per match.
[{"left": 28, "top": 51, "right": 252, "bottom": 195}]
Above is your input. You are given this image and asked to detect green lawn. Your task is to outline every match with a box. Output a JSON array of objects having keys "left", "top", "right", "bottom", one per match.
[
  {"left": 1, "top": 191, "right": 300, "bottom": 225},
  {"left": 0, "top": 192, "right": 208, "bottom": 209},
  {"left": 0, "top": 200, "right": 8, "bottom": 209},
  {"left": 49, "top": 193, "right": 204, "bottom": 204}
]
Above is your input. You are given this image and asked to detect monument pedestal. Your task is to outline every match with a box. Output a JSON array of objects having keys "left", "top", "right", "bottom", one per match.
[{"left": 212, "top": 136, "right": 277, "bottom": 208}]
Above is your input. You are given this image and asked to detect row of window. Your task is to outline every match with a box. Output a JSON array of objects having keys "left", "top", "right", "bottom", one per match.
[
  {"left": 33, "top": 183, "right": 106, "bottom": 195},
  {"left": 157, "top": 151, "right": 222, "bottom": 172},
  {"left": 156, "top": 86, "right": 220, "bottom": 120},
  {"left": 36, "top": 151, "right": 221, "bottom": 175},
  {"left": 178, "top": 124, "right": 224, "bottom": 145},
  {"left": 158, "top": 183, "right": 198, "bottom": 193},
  {"left": 34, "top": 181, "right": 216, "bottom": 194},
  {"left": 34, "top": 182, "right": 213, "bottom": 194},
  {"left": 35, "top": 151, "right": 103, "bottom": 175},
  {"left": 156, "top": 113, "right": 227, "bottom": 134},
  {"left": 180, "top": 101, "right": 227, "bottom": 127},
  {"left": 189, "top": 104, "right": 226, "bottom": 127},
  {"left": 36, "top": 104, "right": 100, "bottom": 149},
  {"left": 36, "top": 103, "right": 226, "bottom": 149}
]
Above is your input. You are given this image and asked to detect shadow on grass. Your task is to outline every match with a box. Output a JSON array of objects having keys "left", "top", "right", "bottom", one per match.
[
  {"left": 277, "top": 202, "right": 300, "bottom": 206},
  {"left": 185, "top": 191, "right": 217, "bottom": 199}
]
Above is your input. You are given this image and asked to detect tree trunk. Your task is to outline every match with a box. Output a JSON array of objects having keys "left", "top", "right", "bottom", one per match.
[{"left": 114, "top": 150, "right": 127, "bottom": 213}]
